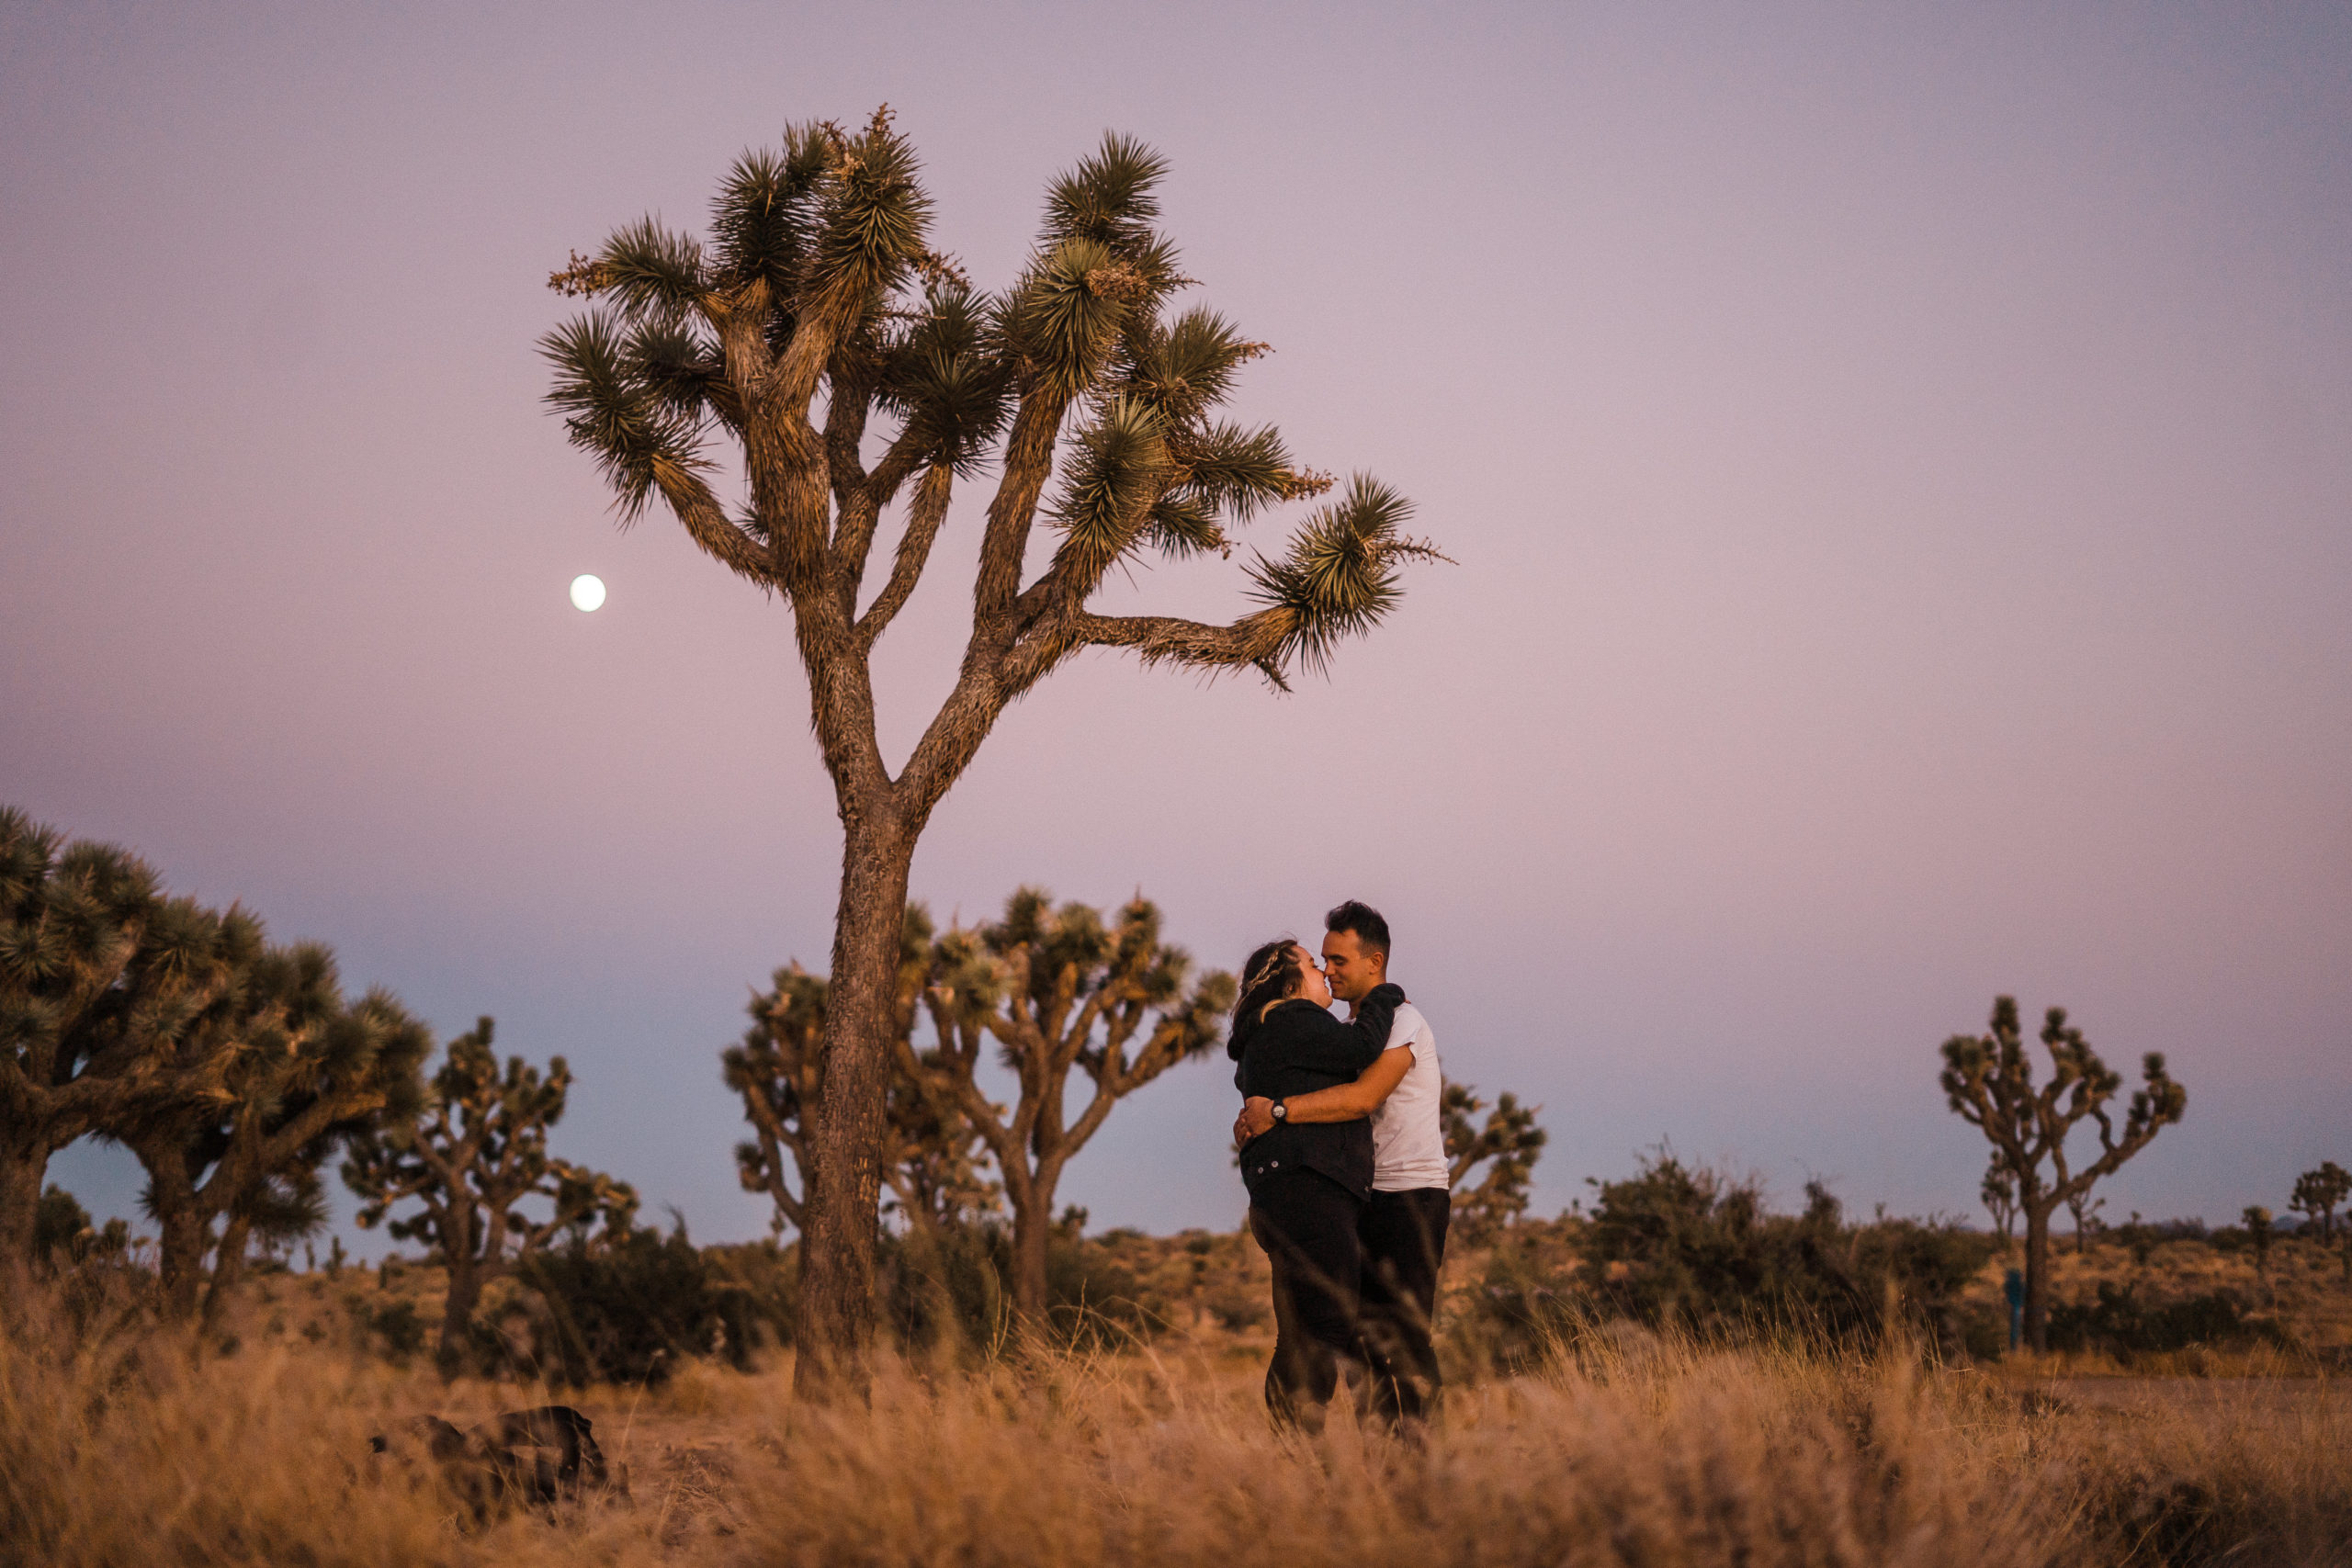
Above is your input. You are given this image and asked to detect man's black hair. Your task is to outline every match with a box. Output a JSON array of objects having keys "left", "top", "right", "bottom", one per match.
[{"left": 1324, "top": 899, "right": 1391, "bottom": 959}]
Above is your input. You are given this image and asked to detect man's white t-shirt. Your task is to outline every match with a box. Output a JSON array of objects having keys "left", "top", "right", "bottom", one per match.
[{"left": 1370, "top": 1002, "right": 1449, "bottom": 1193}]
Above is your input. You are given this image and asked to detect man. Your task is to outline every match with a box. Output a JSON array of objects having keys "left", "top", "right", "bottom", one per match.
[{"left": 1235, "top": 900, "right": 1449, "bottom": 1427}]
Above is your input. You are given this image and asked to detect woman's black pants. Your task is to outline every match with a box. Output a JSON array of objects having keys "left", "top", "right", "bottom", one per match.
[{"left": 1248, "top": 1167, "right": 1365, "bottom": 1431}]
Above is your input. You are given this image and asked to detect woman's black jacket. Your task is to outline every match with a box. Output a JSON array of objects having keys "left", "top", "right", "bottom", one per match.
[{"left": 1228, "top": 983, "right": 1406, "bottom": 1201}]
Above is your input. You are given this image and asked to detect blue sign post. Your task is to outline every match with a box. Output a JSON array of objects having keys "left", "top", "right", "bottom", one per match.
[{"left": 2003, "top": 1268, "right": 2026, "bottom": 1352}]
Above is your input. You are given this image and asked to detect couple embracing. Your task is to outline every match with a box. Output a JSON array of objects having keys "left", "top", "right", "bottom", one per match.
[{"left": 1227, "top": 901, "right": 1448, "bottom": 1434}]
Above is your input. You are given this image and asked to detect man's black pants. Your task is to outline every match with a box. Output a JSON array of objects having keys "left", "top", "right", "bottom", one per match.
[
  {"left": 1358, "top": 1186, "right": 1451, "bottom": 1426},
  {"left": 1247, "top": 1167, "right": 1366, "bottom": 1432}
]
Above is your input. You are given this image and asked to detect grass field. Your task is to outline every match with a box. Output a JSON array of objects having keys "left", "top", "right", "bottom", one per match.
[{"left": 7, "top": 1227, "right": 2352, "bottom": 1567}]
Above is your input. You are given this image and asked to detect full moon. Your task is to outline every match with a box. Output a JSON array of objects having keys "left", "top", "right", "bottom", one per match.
[{"left": 569, "top": 574, "right": 606, "bottom": 612}]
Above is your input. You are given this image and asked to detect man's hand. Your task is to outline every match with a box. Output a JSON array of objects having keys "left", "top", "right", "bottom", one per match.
[{"left": 1234, "top": 1096, "right": 1277, "bottom": 1148}]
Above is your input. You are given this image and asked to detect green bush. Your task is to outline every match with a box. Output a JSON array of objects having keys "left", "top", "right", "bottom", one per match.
[
  {"left": 876, "top": 1219, "right": 1173, "bottom": 1359},
  {"left": 1451, "top": 1232, "right": 1586, "bottom": 1375},
  {"left": 513, "top": 1221, "right": 783, "bottom": 1385},
  {"left": 1579, "top": 1156, "right": 1997, "bottom": 1350},
  {"left": 2046, "top": 1281, "right": 2287, "bottom": 1358},
  {"left": 882, "top": 1222, "right": 1012, "bottom": 1357},
  {"left": 1044, "top": 1232, "right": 1169, "bottom": 1348},
  {"left": 364, "top": 1298, "right": 429, "bottom": 1364}
]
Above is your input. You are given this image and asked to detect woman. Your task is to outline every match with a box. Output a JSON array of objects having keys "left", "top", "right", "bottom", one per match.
[{"left": 1227, "top": 938, "right": 1404, "bottom": 1430}]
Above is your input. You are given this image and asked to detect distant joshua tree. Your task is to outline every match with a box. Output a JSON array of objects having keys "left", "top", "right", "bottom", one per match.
[
  {"left": 1442, "top": 1083, "right": 1547, "bottom": 1241},
  {"left": 543, "top": 116, "right": 1439, "bottom": 1393},
  {"left": 2290, "top": 1161, "right": 2349, "bottom": 1242},
  {"left": 910, "top": 890, "right": 1233, "bottom": 1322},
  {"left": 344, "top": 1017, "right": 638, "bottom": 1371},
  {"left": 1939, "top": 996, "right": 2186, "bottom": 1352},
  {"left": 2242, "top": 1205, "right": 2274, "bottom": 1274},
  {"left": 32, "top": 1184, "right": 128, "bottom": 1272},
  {"left": 723, "top": 908, "right": 999, "bottom": 1241},
  {"left": 2065, "top": 1190, "right": 2106, "bottom": 1257},
  {"left": 1980, "top": 1158, "right": 2019, "bottom": 1243}
]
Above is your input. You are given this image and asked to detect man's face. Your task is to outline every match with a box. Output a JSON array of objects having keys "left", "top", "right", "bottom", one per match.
[{"left": 1320, "top": 928, "right": 1386, "bottom": 1003}]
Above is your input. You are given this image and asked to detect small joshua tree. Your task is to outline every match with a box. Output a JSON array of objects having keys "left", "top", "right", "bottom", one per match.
[
  {"left": 1442, "top": 1083, "right": 1547, "bottom": 1241},
  {"left": 343, "top": 1017, "right": 638, "bottom": 1371},
  {"left": 1981, "top": 1158, "right": 2019, "bottom": 1243},
  {"left": 1940, "top": 995, "right": 2186, "bottom": 1352},
  {"left": 910, "top": 889, "right": 1232, "bottom": 1321},
  {"left": 544, "top": 118, "right": 1439, "bottom": 1392},
  {"left": 2289, "top": 1161, "right": 2349, "bottom": 1242},
  {"left": 2065, "top": 1190, "right": 2106, "bottom": 1257}
]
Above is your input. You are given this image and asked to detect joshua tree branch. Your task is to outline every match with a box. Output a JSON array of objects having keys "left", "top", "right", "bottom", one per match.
[
  {"left": 970, "top": 391, "right": 1071, "bottom": 623},
  {"left": 657, "top": 463, "right": 776, "bottom": 586},
  {"left": 853, "top": 463, "right": 951, "bottom": 649}
]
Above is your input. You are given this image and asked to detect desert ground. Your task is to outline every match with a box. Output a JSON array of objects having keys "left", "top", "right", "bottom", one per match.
[{"left": 7, "top": 1225, "right": 2349, "bottom": 1567}]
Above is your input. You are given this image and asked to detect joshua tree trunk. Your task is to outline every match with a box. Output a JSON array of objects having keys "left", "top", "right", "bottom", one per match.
[
  {"left": 149, "top": 1171, "right": 210, "bottom": 1319},
  {"left": 2021, "top": 1200, "right": 2055, "bottom": 1352},
  {"left": 440, "top": 1255, "right": 486, "bottom": 1372},
  {"left": 0, "top": 1139, "right": 45, "bottom": 1289},
  {"left": 794, "top": 818, "right": 913, "bottom": 1396},
  {"left": 1009, "top": 1159, "right": 1069, "bottom": 1325},
  {"left": 203, "top": 1213, "right": 254, "bottom": 1326}
]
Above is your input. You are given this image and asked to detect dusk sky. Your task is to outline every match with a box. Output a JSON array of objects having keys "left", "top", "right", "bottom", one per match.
[{"left": 6, "top": 2, "right": 2346, "bottom": 1254}]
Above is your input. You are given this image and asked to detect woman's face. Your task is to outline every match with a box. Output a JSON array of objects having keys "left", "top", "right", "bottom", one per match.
[{"left": 1290, "top": 943, "right": 1333, "bottom": 1009}]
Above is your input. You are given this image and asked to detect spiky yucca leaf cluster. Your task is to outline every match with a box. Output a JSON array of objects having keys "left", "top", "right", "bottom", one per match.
[
  {"left": 543, "top": 112, "right": 1436, "bottom": 686},
  {"left": 344, "top": 1016, "right": 635, "bottom": 1253}
]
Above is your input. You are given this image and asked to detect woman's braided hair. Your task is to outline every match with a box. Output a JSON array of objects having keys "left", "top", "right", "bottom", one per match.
[{"left": 1229, "top": 938, "right": 1307, "bottom": 1047}]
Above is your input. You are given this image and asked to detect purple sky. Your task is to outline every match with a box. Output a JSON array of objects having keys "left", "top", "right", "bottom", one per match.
[{"left": 6, "top": 2, "right": 2347, "bottom": 1253}]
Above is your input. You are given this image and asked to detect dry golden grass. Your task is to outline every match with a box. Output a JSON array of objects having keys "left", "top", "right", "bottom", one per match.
[{"left": 7, "top": 1277, "right": 2352, "bottom": 1568}]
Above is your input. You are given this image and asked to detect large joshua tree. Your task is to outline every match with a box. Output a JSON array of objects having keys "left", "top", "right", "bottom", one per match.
[
  {"left": 1939, "top": 996, "right": 2186, "bottom": 1352},
  {"left": 543, "top": 112, "right": 1437, "bottom": 1387}
]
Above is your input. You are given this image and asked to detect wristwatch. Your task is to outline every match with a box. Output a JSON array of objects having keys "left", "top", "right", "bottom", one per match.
[{"left": 1271, "top": 1100, "right": 1289, "bottom": 1123}]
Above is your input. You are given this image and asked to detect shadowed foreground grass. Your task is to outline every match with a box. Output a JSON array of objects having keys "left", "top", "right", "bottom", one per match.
[{"left": 5, "top": 1292, "right": 2348, "bottom": 1567}]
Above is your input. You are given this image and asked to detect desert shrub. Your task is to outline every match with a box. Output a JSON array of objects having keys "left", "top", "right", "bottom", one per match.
[
  {"left": 1044, "top": 1232, "right": 1169, "bottom": 1348},
  {"left": 361, "top": 1297, "right": 428, "bottom": 1363},
  {"left": 1451, "top": 1230, "right": 1585, "bottom": 1374},
  {"left": 1581, "top": 1156, "right": 1998, "bottom": 1349},
  {"left": 514, "top": 1220, "right": 780, "bottom": 1385},
  {"left": 876, "top": 1220, "right": 1173, "bottom": 1358},
  {"left": 882, "top": 1222, "right": 1013, "bottom": 1357},
  {"left": 2046, "top": 1280, "right": 2288, "bottom": 1359}
]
